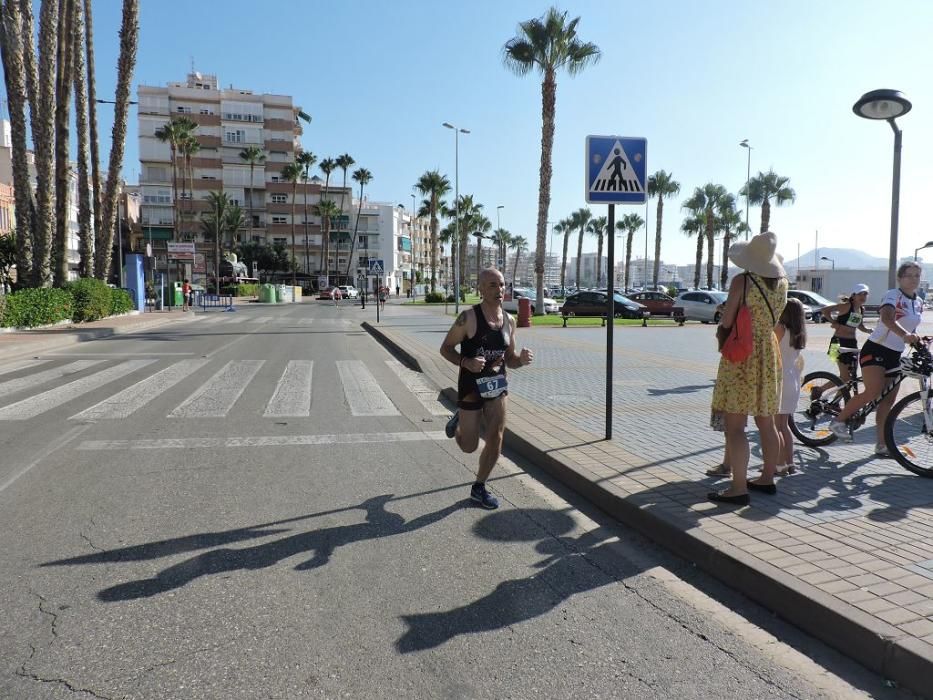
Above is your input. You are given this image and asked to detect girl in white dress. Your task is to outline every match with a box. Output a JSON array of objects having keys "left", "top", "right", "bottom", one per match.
[{"left": 775, "top": 299, "right": 807, "bottom": 475}]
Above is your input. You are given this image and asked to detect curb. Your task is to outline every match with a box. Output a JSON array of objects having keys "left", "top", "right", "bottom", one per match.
[{"left": 362, "top": 320, "right": 933, "bottom": 698}]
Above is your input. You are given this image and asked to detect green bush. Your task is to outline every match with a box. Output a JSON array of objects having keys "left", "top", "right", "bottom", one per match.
[
  {"left": 0, "top": 294, "right": 6, "bottom": 326},
  {"left": 424, "top": 291, "right": 445, "bottom": 303},
  {"left": 67, "top": 277, "right": 112, "bottom": 322},
  {"left": 221, "top": 283, "right": 259, "bottom": 297},
  {"left": 110, "top": 288, "right": 134, "bottom": 315},
  {"left": 2, "top": 287, "right": 73, "bottom": 328}
]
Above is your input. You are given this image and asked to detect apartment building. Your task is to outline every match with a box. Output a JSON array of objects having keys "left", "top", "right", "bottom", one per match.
[{"left": 137, "top": 72, "right": 348, "bottom": 284}]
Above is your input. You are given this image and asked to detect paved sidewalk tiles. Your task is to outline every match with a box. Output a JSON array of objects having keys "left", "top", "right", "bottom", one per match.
[{"left": 363, "top": 303, "right": 933, "bottom": 696}]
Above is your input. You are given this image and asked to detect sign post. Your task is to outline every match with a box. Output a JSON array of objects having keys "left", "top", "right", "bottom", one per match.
[
  {"left": 369, "top": 259, "right": 384, "bottom": 322},
  {"left": 586, "top": 135, "right": 647, "bottom": 440}
]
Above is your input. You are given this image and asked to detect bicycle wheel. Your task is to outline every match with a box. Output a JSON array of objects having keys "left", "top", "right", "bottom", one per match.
[
  {"left": 791, "top": 371, "right": 850, "bottom": 447},
  {"left": 885, "top": 391, "right": 933, "bottom": 477}
]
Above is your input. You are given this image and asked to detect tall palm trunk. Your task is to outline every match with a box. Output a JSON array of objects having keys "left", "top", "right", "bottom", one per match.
[
  {"left": 84, "top": 0, "right": 102, "bottom": 248},
  {"left": 560, "top": 229, "right": 570, "bottom": 290},
  {"left": 321, "top": 172, "right": 331, "bottom": 278},
  {"left": 72, "top": 0, "right": 93, "bottom": 277},
  {"left": 512, "top": 249, "right": 521, "bottom": 284},
  {"left": 345, "top": 184, "right": 366, "bottom": 279},
  {"left": 720, "top": 233, "right": 731, "bottom": 290},
  {"left": 624, "top": 231, "right": 634, "bottom": 290},
  {"left": 96, "top": 0, "right": 138, "bottom": 282},
  {"left": 761, "top": 199, "right": 771, "bottom": 233},
  {"left": 706, "top": 210, "right": 715, "bottom": 289},
  {"left": 246, "top": 161, "right": 254, "bottom": 247},
  {"left": 32, "top": 0, "right": 59, "bottom": 286},
  {"left": 475, "top": 235, "right": 482, "bottom": 286},
  {"left": 596, "top": 234, "right": 604, "bottom": 286},
  {"left": 0, "top": 0, "right": 35, "bottom": 281},
  {"left": 303, "top": 177, "right": 310, "bottom": 274},
  {"left": 429, "top": 198, "right": 438, "bottom": 292},
  {"left": 652, "top": 196, "right": 664, "bottom": 286},
  {"left": 290, "top": 180, "right": 297, "bottom": 285},
  {"left": 54, "top": 0, "right": 76, "bottom": 286},
  {"left": 575, "top": 224, "right": 584, "bottom": 288},
  {"left": 693, "top": 235, "right": 703, "bottom": 289},
  {"left": 533, "top": 68, "right": 556, "bottom": 315}
]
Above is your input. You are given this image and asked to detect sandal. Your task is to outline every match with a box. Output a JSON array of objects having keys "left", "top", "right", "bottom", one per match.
[
  {"left": 775, "top": 465, "right": 797, "bottom": 476},
  {"left": 705, "top": 463, "right": 731, "bottom": 477}
]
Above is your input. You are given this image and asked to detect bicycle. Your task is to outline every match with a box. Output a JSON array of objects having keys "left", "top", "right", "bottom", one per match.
[{"left": 790, "top": 338, "right": 933, "bottom": 477}]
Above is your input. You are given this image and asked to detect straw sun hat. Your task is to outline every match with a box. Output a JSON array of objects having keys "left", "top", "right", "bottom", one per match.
[{"left": 728, "top": 231, "right": 785, "bottom": 278}]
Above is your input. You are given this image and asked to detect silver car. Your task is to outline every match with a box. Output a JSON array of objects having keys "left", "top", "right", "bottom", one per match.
[
  {"left": 675, "top": 290, "right": 728, "bottom": 323},
  {"left": 502, "top": 287, "right": 560, "bottom": 315}
]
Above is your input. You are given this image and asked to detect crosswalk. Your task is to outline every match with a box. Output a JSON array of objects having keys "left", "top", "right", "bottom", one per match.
[
  {"left": 0, "top": 357, "right": 448, "bottom": 422},
  {"left": 192, "top": 314, "right": 355, "bottom": 327}
]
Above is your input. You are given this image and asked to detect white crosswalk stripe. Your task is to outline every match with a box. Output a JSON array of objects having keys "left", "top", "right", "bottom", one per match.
[
  {"left": 337, "top": 360, "right": 399, "bottom": 416},
  {"left": 0, "top": 360, "right": 104, "bottom": 397},
  {"left": 385, "top": 360, "right": 448, "bottom": 415},
  {"left": 0, "top": 360, "right": 157, "bottom": 420},
  {"left": 168, "top": 360, "right": 264, "bottom": 417},
  {"left": 0, "top": 359, "right": 51, "bottom": 378},
  {"left": 263, "top": 360, "right": 313, "bottom": 417},
  {"left": 70, "top": 359, "right": 211, "bottom": 420}
]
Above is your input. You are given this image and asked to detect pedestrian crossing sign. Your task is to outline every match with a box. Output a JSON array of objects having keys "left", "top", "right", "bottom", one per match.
[
  {"left": 368, "top": 259, "right": 384, "bottom": 276},
  {"left": 585, "top": 135, "right": 647, "bottom": 204}
]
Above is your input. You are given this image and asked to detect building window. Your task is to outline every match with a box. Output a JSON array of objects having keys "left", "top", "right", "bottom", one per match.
[
  {"left": 270, "top": 176, "right": 280, "bottom": 183},
  {"left": 271, "top": 194, "right": 287, "bottom": 204},
  {"left": 358, "top": 236, "right": 367, "bottom": 249},
  {"left": 200, "top": 109, "right": 211, "bottom": 115},
  {"left": 273, "top": 237, "right": 287, "bottom": 245},
  {"left": 224, "top": 129, "right": 246, "bottom": 144},
  {"left": 176, "top": 106, "right": 192, "bottom": 114},
  {"left": 272, "top": 216, "right": 287, "bottom": 224}
]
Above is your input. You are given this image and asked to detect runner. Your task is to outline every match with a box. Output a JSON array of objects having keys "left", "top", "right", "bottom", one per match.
[
  {"left": 439, "top": 267, "right": 534, "bottom": 509},
  {"left": 333, "top": 286, "right": 342, "bottom": 308},
  {"left": 182, "top": 279, "right": 191, "bottom": 312}
]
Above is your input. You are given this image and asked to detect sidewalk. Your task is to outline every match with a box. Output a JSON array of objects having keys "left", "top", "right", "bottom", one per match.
[{"left": 365, "top": 302, "right": 933, "bottom": 697}]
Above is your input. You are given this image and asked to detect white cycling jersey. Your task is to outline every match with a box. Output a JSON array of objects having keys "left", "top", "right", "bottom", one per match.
[{"left": 867, "top": 288, "right": 923, "bottom": 352}]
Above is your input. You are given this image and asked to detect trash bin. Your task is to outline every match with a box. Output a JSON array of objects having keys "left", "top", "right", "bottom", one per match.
[
  {"left": 275, "top": 284, "right": 290, "bottom": 303},
  {"left": 172, "top": 281, "right": 184, "bottom": 308},
  {"left": 518, "top": 297, "right": 531, "bottom": 328},
  {"left": 292, "top": 286, "right": 302, "bottom": 302},
  {"left": 259, "top": 284, "right": 276, "bottom": 304}
]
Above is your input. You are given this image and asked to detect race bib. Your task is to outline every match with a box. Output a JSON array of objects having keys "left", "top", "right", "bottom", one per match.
[
  {"left": 476, "top": 373, "right": 507, "bottom": 399},
  {"left": 846, "top": 312, "right": 862, "bottom": 328}
]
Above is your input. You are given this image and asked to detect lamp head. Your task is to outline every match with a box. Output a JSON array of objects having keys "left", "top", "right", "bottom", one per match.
[
  {"left": 442, "top": 122, "right": 454, "bottom": 129},
  {"left": 853, "top": 89, "right": 912, "bottom": 120},
  {"left": 739, "top": 139, "right": 750, "bottom": 148}
]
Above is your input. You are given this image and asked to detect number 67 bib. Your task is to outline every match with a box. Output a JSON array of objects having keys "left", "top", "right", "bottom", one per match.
[{"left": 476, "top": 373, "right": 507, "bottom": 399}]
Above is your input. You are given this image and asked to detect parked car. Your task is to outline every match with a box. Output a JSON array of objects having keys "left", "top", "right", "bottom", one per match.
[
  {"left": 560, "top": 291, "right": 648, "bottom": 319},
  {"left": 337, "top": 285, "right": 359, "bottom": 299},
  {"left": 787, "top": 289, "right": 835, "bottom": 322},
  {"left": 503, "top": 287, "right": 560, "bottom": 315},
  {"left": 675, "top": 290, "right": 728, "bottom": 323},
  {"left": 627, "top": 291, "right": 675, "bottom": 315},
  {"left": 318, "top": 286, "right": 336, "bottom": 300}
]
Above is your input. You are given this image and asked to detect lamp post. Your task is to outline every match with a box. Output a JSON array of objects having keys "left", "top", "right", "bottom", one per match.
[
  {"left": 914, "top": 242, "right": 933, "bottom": 261},
  {"left": 442, "top": 122, "right": 469, "bottom": 314},
  {"left": 820, "top": 255, "right": 835, "bottom": 270},
  {"left": 739, "top": 139, "right": 752, "bottom": 238},
  {"left": 411, "top": 193, "right": 416, "bottom": 296},
  {"left": 853, "top": 89, "right": 912, "bottom": 289}
]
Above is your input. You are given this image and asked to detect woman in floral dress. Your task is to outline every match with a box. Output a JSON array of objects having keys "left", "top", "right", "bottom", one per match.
[{"left": 709, "top": 232, "right": 788, "bottom": 506}]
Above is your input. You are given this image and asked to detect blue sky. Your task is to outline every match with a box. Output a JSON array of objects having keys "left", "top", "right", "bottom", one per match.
[{"left": 87, "top": 0, "right": 933, "bottom": 266}]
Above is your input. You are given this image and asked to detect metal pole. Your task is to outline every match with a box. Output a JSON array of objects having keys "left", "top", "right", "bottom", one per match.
[
  {"left": 606, "top": 204, "right": 615, "bottom": 440},
  {"left": 453, "top": 130, "right": 460, "bottom": 315},
  {"left": 644, "top": 200, "right": 649, "bottom": 288},
  {"left": 745, "top": 147, "right": 751, "bottom": 236},
  {"left": 118, "top": 200, "right": 124, "bottom": 287},
  {"left": 411, "top": 193, "right": 416, "bottom": 297},
  {"left": 888, "top": 119, "right": 902, "bottom": 290}
]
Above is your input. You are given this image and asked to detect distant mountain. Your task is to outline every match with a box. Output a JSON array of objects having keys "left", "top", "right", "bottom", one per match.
[{"left": 782, "top": 248, "right": 887, "bottom": 270}]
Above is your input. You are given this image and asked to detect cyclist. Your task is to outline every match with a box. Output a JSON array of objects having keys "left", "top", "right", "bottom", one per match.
[
  {"left": 820, "top": 283, "right": 873, "bottom": 386},
  {"left": 830, "top": 262, "right": 924, "bottom": 455}
]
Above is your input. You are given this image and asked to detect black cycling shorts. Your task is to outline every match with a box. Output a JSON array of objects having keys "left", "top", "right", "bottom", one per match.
[{"left": 859, "top": 340, "right": 902, "bottom": 373}]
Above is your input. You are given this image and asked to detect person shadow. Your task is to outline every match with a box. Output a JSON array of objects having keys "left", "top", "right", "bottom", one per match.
[
  {"left": 43, "top": 495, "right": 464, "bottom": 602},
  {"left": 395, "top": 508, "right": 642, "bottom": 653}
]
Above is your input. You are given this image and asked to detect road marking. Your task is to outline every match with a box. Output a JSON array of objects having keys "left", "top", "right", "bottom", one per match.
[
  {"left": 69, "top": 359, "right": 211, "bottom": 420},
  {"left": 0, "top": 360, "right": 156, "bottom": 420},
  {"left": 263, "top": 360, "right": 313, "bottom": 417},
  {"left": 0, "top": 360, "right": 103, "bottom": 397},
  {"left": 0, "top": 359, "right": 51, "bottom": 377},
  {"left": 0, "top": 424, "right": 92, "bottom": 495},
  {"left": 337, "top": 360, "right": 399, "bottom": 416},
  {"left": 385, "top": 360, "right": 448, "bottom": 415},
  {"left": 77, "top": 431, "right": 448, "bottom": 450},
  {"left": 168, "top": 360, "right": 264, "bottom": 417}
]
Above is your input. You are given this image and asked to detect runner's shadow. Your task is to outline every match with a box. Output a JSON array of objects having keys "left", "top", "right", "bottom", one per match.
[
  {"left": 646, "top": 382, "right": 714, "bottom": 397},
  {"left": 396, "top": 509, "right": 642, "bottom": 653}
]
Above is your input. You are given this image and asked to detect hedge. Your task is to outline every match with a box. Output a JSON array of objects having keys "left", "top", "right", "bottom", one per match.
[
  {"left": 424, "top": 291, "right": 445, "bottom": 303},
  {"left": 110, "top": 288, "right": 134, "bottom": 315},
  {"left": 221, "top": 283, "right": 260, "bottom": 297},
  {"left": 67, "top": 277, "right": 113, "bottom": 322},
  {"left": 1, "top": 287, "right": 74, "bottom": 328}
]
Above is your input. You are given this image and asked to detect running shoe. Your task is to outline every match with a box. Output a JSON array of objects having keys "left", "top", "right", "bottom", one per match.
[
  {"left": 874, "top": 442, "right": 891, "bottom": 458},
  {"left": 829, "top": 420, "right": 850, "bottom": 439},
  {"left": 470, "top": 482, "right": 499, "bottom": 510},
  {"left": 445, "top": 411, "right": 459, "bottom": 439}
]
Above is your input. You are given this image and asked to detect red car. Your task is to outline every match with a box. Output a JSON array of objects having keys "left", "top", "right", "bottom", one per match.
[
  {"left": 627, "top": 291, "right": 675, "bottom": 315},
  {"left": 318, "top": 286, "right": 336, "bottom": 300}
]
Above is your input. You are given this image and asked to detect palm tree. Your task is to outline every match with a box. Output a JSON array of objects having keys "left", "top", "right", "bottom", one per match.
[
  {"left": 449, "top": 194, "right": 484, "bottom": 292},
  {"left": 312, "top": 199, "right": 340, "bottom": 285},
  {"left": 472, "top": 215, "right": 492, "bottom": 288},
  {"left": 178, "top": 134, "right": 200, "bottom": 240},
  {"left": 558, "top": 216, "right": 573, "bottom": 292},
  {"left": 318, "top": 158, "right": 337, "bottom": 273},
  {"left": 345, "top": 167, "right": 372, "bottom": 278},
  {"left": 574, "top": 207, "right": 592, "bottom": 288},
  {"left": 616, "top": 213, "right": 644, "bottom": 290},
  {"left": 53, "top": 0, "right": 76, "bottom": 286},
  {"left": 96, "top": 0, "right": 139, "bottom": 283},
  {"left": 415, "top": 170, "right": 451, "bottom": 292},
  {"left": 83, "top": 0, "right": 103, "bottom": 250},
  {"left": 201, "top": 191, "right": 231, "bottom": 294},
  {"left": 587, "top": 215, "right": 607, "bottom": 286},
  {"left": 280, "top": 160, "right": 303, "bottom": 285},
  {"left": 225, "top": 204, "right": 246, "bottom": 252},
  {"left": 491, "top": 228, "right": 512, "bottom": 274},
  {"left": 238, "top": 145, "right": 265, "bottom": 251},
  {"left": 681, "top": 193, "right": 706, "bottom": 289},
  {"left": 715, "top": 194, "right": 743, "bottom": 290},
  {"left": 504, "top": 7, "right": 600, "bottom": 314},
  {"left": 741, "top": 169, "right": 796, "bottom": 233},
  {"left": 0, "top": 0, "right": 36, "bottom": 281},
  {"left": 510, "top": 235, "right": 528, "bottom": 286},
  {"left": 71, "top": 0, "right": 93, "bottom": 277},
  {"left": 296, "top": 150, "right": 317, "bottom": 273},
  {"left": 154, "top": 115, "right": 196, "bottom": 242},
  {"left": 336, "top": 153, "right": 355, "bottom": 215},
  {"left": 647, "top": 170, "right": 680, "bottom": 287},
  {"left": 685, "top": 184, "right": 729, "bottom": 289}
]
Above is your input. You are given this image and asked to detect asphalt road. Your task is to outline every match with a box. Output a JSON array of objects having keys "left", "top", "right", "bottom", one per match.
[{"left": 0, "top": 300, "right": 921, "bottom": 699}]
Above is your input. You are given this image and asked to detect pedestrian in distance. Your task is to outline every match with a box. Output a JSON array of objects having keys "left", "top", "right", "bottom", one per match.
[
  {"left": 333, "top": 286, "right": 342, "bottom": 308},
  {"left": 440, "top": 267, "right": 533, "bottom": 509},
  {"left": 830, "top": 262, "right": 924, "bottom": 455},
  {"left": 774, "top": 298, "right": 807, "bottom": 476},
  {"left": 396, "top": 283, "right": 400, "bottom": 298},
  {"left": 379, "top": 286, "right": 387, "bottom": 311},
  {"left": 182, "top": 279, "right": 191, "bottom": 312},
  {"left": 820, "top": 283, "right": 873, "bottom": 386},
  {"left": 708, "top": 231, "right": 788, "bottom": 506}
]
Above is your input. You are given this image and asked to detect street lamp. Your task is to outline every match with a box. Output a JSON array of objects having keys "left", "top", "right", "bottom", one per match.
[
  {"left": 914, "top": 241, "right": 933, "bottom": 261},
  {"left": 496, "top": 205, "right": 504, "bottom": 270},
  {"left": 739, "top": 139, "right": 752, "bottom": 238},
  {"left": 411, "top": 193, "right": 417, "bottom": 296},
  {"left": 853, "top": 89, "right": 912, "bottom": 289},
  {"left": 820, "top": 255, "right": 835, "bottom": 270},
  {"left": 442, "top": 122, "right": 469, "bottom": 313}
]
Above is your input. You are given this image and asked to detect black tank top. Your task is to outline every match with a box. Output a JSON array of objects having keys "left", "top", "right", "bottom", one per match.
[
  {"left": 836, "top": 303, "right": 863, "bottom": 328},
  {"left": 460, "top": 304, "right": 510, "bottom": 379}
]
